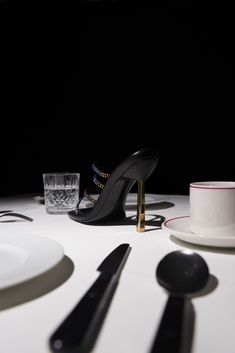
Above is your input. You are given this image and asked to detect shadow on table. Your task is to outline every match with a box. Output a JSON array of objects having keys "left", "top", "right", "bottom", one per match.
[
  {"left": 183, "top": 274, "right": 218, "bottom": 353},
  {"left": 149, "top": 273, "right": 218, "bottom": 353},
  {"left": 0, "top": 256, "right": 74, "bottom": 311},
  {"left": 126, "top": 201, "right": 175, "bottom": 211},
  {"left": 80, "top": 214, "right": 166, "bottom": 232},
  {"left": 185, "top": 274, "right": 218, "bottom": 353}
]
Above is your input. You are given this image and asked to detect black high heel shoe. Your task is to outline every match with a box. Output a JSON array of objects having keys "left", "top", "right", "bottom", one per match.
[{"left": 68, "top": 148, "right": 159, "bottom": 232}]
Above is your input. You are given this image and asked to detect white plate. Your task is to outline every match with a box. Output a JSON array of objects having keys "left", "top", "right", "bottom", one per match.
[
  {"left": 34, "top": 193, "right": 161, "bottom": 206},
  {"left": 81, "top": 193, "right": 162, "bottom": 208},
  {"left": 0, "top": 233, "right": 64, "bottom": 289},
  {"left": 33, "top": 196, "right": 45, "bottom": 204},
  {"left": 162, "top": 216, "right": 235, "bottom": 248},
  {"left": 126, "top": 193, "right": 161, "bottom": 206}
]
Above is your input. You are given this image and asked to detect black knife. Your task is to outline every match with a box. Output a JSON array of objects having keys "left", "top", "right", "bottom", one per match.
[{"left": 49, "top": 243, "right": 131, "bottom": 353}]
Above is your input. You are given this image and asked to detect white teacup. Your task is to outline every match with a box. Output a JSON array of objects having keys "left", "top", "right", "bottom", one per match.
[{"left": 190, "top": 181, "right": 235, "bottom": 237}]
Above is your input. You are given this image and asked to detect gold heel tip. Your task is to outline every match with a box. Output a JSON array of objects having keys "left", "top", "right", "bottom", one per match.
[{"left": 136, "top": 225, "right": 145, "bottom": 233}]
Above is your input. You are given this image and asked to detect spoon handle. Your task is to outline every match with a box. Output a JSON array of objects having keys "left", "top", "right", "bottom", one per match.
[{"left": 150, "top": 296, "right": 192, "bottom": 353}]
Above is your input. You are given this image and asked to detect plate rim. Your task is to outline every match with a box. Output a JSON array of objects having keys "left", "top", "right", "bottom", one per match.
[
  {"left": 162, "top": 216, "right": 235, "bottom": 248},
  {"left": 34, "top": 193, "right": 162, "bottom": 206},
  {"left": 33, "top": 192, "right": 163, "bottom": 207},
  {"left": 125, "top": 193, "right": 161, "bottom": 206},
  {"left": 83, "top": 193, "right": 162, "bottom": 206},
  {"left": 0, "top": 233, "right": 64, "bottom": 289}
]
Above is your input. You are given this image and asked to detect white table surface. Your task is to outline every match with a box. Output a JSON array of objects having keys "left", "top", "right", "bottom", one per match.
[{"left": 0, "top": 193, "right": 235, "bottom": 353}]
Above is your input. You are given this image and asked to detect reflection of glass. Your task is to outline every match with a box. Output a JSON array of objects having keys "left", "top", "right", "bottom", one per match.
[{"left": 43, "top": 173, "right": 80, "bottom": 214}]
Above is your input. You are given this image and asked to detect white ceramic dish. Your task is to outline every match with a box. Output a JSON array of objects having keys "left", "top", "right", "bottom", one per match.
[
  {"left": 82, "top": 193, "right": 162, "bottom": 207},
  {"left": 33, "top": 196, "right": 45, "bottom": 204},
  {"left": 34, "top": 193, "right": 162, "bottom": 207},
  {"left": 0, "top": 233, "right": 64, "bottom": 289},
  {"left": 162, "top": 216, "right": 235, "bottom": 248},
  {"left": 125, "top": 193, "right": 161, "bottom": 206}
]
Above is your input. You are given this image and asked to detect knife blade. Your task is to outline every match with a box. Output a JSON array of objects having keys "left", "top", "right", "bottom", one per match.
[{"left": 49, "top": 243, "right": 131, "bottom": 353}]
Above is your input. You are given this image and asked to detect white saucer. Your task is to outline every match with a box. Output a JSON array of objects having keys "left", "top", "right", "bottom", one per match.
[{"left": 162, "top": 216, "right": 235, "bottom": 248}]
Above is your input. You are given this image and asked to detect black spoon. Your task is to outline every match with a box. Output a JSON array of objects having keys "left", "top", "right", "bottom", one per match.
[{"left": 150, "top": 250, "right": 209, "bottom": 353}]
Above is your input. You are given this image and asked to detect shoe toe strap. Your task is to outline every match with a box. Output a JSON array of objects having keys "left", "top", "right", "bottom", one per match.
[{"left": 84, "top": 187, "right": 100, "bottom": 204}]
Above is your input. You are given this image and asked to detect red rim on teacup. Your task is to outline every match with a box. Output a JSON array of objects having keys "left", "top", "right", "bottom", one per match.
[{"left": 190, "top": 182, "right": 235, "bottom": 190}]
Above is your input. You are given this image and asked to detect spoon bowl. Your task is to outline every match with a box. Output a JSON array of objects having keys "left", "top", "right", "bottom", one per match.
[
  {"left": 150, "top": 250, "right": 209, "bottom": 353},
  {"left": 157, "top": 250, "right": 209, "bottom": 295}
]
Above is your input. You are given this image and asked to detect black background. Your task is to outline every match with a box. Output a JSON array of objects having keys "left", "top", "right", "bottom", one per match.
[{"left": 0, "top": 0, "right": 233, "bottom": 197}]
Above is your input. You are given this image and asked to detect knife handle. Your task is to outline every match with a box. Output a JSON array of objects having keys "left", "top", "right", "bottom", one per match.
[{"left": 49, "top": 273, "right": 118, "bottom": 353}]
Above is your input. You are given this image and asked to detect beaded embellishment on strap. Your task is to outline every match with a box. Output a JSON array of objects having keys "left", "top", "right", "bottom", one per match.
[
  {"left": 77, "top": 161, "right": 114, "bottom": 211},
  {"left": 92, "top": 162, "right": 112, "bottom": 179}
]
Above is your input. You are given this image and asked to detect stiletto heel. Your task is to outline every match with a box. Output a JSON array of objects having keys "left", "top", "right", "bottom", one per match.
[
  {"left": 68, "top": 148, "right": 159, "bottom": 232},
  {"left": 136, "top": 180, "right": 145, "bottom": 233}
]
